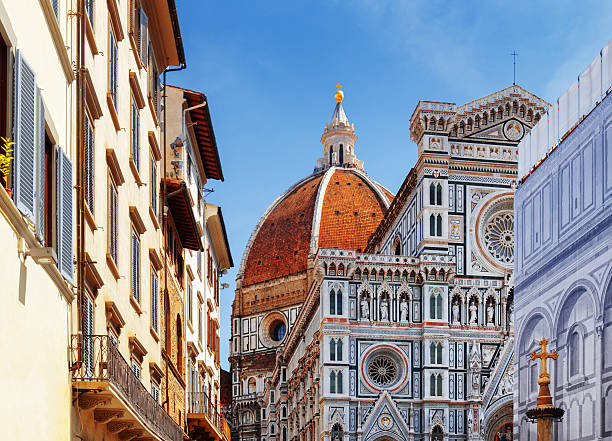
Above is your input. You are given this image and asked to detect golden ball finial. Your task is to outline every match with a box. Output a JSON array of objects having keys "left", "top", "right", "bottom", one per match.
[{"left": 334, "top": 83, "right": 344, "bottom": 103}]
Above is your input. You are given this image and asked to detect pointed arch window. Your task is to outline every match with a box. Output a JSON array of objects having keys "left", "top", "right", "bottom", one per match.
[
  {"left": 330, "top": 371, "right": 336, "bottom": 393},
  {"left": 430, "top": 373, "right": 436, "bottom": 396},
  {"left": 430, "top": 293, "right": 436, "bottom": 319},
  {"left": 430, "top": 214, "right": 436, "bottom": 236},
  {"left": 329, "top": 289, "right": 336, "bottom": 315},
  {"left": 436, "top": 214, "right": 442, "bottom": 236},
  {"left": 336, "top": 290, "right": 343, "bottom": 315},
  {"left": 430, "top": 342, "right": 436, "bottom": 364},
  {"left": 430, "top": 183, "right": 436, "bottom": 205},
  {"left": 430, "top": 291, "right": 443, "bottom": 319},
  {"left": 437, "top": 342, "right": 443, "bottom": 364},
  {"left": 330, "top": 338, "right": 336, "bottom": 361},
  {"left": 339, "top": 144, "right": 344, "bottom": 164},
  {"left": 329, "top": 145, "right": 333, "bottom": 164},
  {"left": 436, "top": 374, "right": 443, "bottom": 396},
  {"left": 436, "top": 183, "right": 442, "bottom": 205},
  {"left": 336, "top": 339, "right": 343, "bottom": 361},
  {"left": 337, "top": 371, "right": 343, "bottom": 394}
]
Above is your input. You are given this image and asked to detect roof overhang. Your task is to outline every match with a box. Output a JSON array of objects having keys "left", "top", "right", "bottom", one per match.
[
  {"left": 205, "top": 204, "right": 233, "bottom": 270},
  {"left": 183, "top": 89, "right": 224, "bottom": 181},
  {"left": 163, "top": 178, "right": 203, "bottom": 251}
]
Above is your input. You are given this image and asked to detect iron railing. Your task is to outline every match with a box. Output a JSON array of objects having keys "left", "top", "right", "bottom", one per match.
[
  {"left": 188, "top": 392, "right": 231, "bottom": 440},
  {"left": 71, "top": 335, "right": 183, "bottom": 441}
]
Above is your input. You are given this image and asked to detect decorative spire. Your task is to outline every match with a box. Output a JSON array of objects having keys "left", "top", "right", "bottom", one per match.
[
  {"left": 330, "top": 84, "right": 349, "bottom": 126},
  {"left": 334, "top": 83, "right": 344, "bottom": 103}
]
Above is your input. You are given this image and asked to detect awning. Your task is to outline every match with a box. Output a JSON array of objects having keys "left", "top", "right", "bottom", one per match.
[{"left": 163, "top": 178, "right": 202, "bottom": 251}]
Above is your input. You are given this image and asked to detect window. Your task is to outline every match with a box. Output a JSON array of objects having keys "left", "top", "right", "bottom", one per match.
[
  {"left": 152, "top": 382, "right": 160, "bottom": 403},
  {"left": 131, "top": 228, "right": 140, "bottom": 303},
  {"left": 108, "top": 176, "right": 118, "bottom": 263},
  {"left": 569, "top": 331, "right": 580, "bottom": 377},
  {"left": 339, "top": 144, "right": 343, "bottom": 164},
  {"left": 151, "top": 268, "right": 159, "bottom": 332},
  {"left": 436, "top": 183, "right": 442, "bottom": 205},
  {"left": 430, "top": 342, "right": 442, "bottom": 364},
  {"left": 131, "top": 359, "right": 141, "bottom": 379},
  {"left": 337, "top": 339, "right": 343, "bottom": 361},
  {"left": 84, "top": 114, "right": 94, "bottom": 214},
  {"left": 430, "top": 183, "right": 436, "bottom": 205},
  {"left": 330, "top": 370, "right": 343, "bottom": 394},
  {"left": 198, "top": 301, "right": 203, "bottom": 344},
  {"left": 330, "top": 339, "right": 336, "bottom": 361},
  {"left": 108, "top": 330, "right": 118, "bottom": 347},
  {"left": 82, "top": 293, "right": 94, "bottom": 377},
  {"left": 329, "top": 145, "right": 333, "bottom": 164},
  {"left": 188, "top": 283, "right": 193, "bottom": 324},
  {"left": 131, "top": 96, "right": 140, "bottom": 170},
  {"left": 109, "top": 26, "right": 118, "bottom": 108},
  {"left": 430, "top": 292, "right": 442, "bottom": 320},
  {"left": 270, "top": 390, "right": 275, "bottom": 403},
  {"left": 430, "top": 214, "right": 435, "bottom": 236},
  {"left": 150, "top": 153, "right": 157, "bottom": 214},
  {"left": 85, "top": 0, "right": 93, "bottom": 28},
  {"left": 430, "top": 373, "right": 442, "bottom": 396},
  {"left": 248, "top": 377, "right": 256, "bottom": 394},
  {"left": 329, "top": 289, "right": 342, "bottom": 315},
  {"left": 176, "top": 314, "right": 183, "bottom": 372},
  {"left": 197, "top": 250, "right": 202, "bottom": 275},
  {"left": 436, "top": 214, "right": 442, "bottom": 236}
]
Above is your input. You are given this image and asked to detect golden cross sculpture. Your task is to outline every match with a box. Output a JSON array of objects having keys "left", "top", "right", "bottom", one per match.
[
  {"left": 336, "top": 83, "right": 343, "bottom": 90},
  {"left": 529, "top": 337, "right": 558, "bottom": 378}
]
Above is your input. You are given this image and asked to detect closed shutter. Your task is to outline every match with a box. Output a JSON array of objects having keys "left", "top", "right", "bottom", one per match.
[
  {"left": 151, "top": 270, "right": 158, "bottom": 332},
  {"left": 84, "top": 116, "right": 94, "bottom": 214},
  {"left": 150, "top": 155, "right": 156, "bottom": 212},
  {"left": 13, "top": 50, "right": 37, "bottom": 221},
  {"left": 57, "top": 147, "right": 74, "bottom": 283},
  {"left": 83, "top": 294, "right": 94, "bottom": 377},
  {"left": 131, "top": 231, "right": 140, "bottom": 302},
  {"left": 35, "top": 88, "right": 45, "bottom": 243},
  {"left": 109, "top": 29, "right": 117, "bottom": 107},
  {"left": 139, "top": 8, "right": 148, "bottom": 63},
  {"left": 108, "top": 181, "right": 117, "bottom": 262}
]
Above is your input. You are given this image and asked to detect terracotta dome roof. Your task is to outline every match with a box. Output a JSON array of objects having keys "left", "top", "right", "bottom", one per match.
[{"left": 239, "top": 167, "right": 393, "bottom": 287}]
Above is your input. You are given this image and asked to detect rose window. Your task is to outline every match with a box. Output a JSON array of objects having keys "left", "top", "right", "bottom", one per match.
[
  {"left": 483, "top": 212, "right": 514, "bottom": 265},
  {"left": 367, "top": 355, "right": 398, "bottom": 387}
]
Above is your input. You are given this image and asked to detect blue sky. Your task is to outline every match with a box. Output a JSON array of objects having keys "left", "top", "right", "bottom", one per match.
[{"left": 171, "top": 0, "right": 612, "bottom": 369}]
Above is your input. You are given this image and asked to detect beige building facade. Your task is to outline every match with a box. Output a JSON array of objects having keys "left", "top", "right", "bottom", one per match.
[{"left": 0, "top": 1, "right": 231, "bottom": 441}]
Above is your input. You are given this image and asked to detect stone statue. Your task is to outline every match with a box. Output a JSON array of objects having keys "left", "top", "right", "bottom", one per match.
[
  {"left": 487, "top": 303, "right": 494, "bottom": 325},
  {"left": 380, "top": 297, "right": 389, "bottom": 321},
  {"left": 452, "top": 301, "right": 460, "bottom": 324},
  {"left": 360, "top": 297, "right": 369, "bottom": 320},
  {"left": 469, "top": 301, "right": 478, "bottom": 325},
  {"left": 400, "top": 297, "right": 409, "bottom": 322}
]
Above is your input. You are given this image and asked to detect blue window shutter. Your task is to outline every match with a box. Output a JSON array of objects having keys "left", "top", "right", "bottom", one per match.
[
  {"left": 57, "top": 147, "right": 74, "bottom": 283},
  {"left": 13, "top": 50, "right": 37, "bottom": 221},
  {"left": 35, "top": 88, "right": 45, "bottom": 244}
]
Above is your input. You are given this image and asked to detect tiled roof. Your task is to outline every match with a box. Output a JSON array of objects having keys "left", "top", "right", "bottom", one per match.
[{"left": 241, "top": 168, "right": 392, "bottom": 287}]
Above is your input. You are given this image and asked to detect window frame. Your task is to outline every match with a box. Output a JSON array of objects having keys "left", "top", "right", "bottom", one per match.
[
  {"left": 107, "top": 172, "right": 118, "bottom": 264},
  {"left": 130, "top": 225, "right": 141, "bottom": 304}
]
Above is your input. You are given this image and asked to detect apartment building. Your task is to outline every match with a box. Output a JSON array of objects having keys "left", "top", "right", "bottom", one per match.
[
  {"left": 0, "top": 1, "right": 75, "bottom": 439},
  {"left": 164, "top": 84, "right": 233, "bottom": 441}
]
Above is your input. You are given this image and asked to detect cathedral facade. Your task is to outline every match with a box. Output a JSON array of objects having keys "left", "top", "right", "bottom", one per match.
[{"left": 230, "top": 86, "right": 548, "bottom": 441}]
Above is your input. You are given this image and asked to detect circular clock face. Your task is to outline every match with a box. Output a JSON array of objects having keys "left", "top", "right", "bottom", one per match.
[{"left": 503, "top": 120, "right": 524, "bottom": 141}]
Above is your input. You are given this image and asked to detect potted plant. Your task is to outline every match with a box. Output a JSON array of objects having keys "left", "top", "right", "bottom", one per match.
[{"left": 0, "top": 136, "right": 15, "bottom": 196}]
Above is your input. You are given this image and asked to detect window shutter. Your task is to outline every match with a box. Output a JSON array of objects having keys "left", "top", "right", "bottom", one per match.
[
  {"left": 13, "top": 50, "right": 37, "bottom": 221},
  {"left": 35, "top": 88, "right": 45, "bottom": 243},
  {"left": 83, "top": 294, "right": 94, "bottom": 377},
  {"left": 84, "top": 116, "right": 94, "bottom": 214},
  {"left": 139, "top": 8, "right": 148, "bottom": 63},
  {"left": 57, "top": 147, "right": 74, "bottom": 283}
]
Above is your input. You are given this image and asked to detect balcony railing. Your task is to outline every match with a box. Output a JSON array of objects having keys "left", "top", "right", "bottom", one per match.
[
  {"left": 70, "top": 335, "right": 183, "bottom": 441},
  {"left": 188, "top": 392, "right": 231, "bottom": 440}
]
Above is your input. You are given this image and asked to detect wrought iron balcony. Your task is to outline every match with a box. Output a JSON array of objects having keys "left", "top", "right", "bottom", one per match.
[
  {"left": 187, "top": 392, "right": 231, "bottom": 441},
  {"left": 70, "top": 335, "right": 183, "bottom": 441}
]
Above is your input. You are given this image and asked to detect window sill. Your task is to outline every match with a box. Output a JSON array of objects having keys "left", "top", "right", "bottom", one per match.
[
  {"left": 106, "top": 253, "right": 120, "bottom": 280},
  {"left": 130, "top": 295, "right": 143, "bottom": 315},
  {"left": 150, "top": 326, "right": 160, "bottom": 342},
  {"left": 149, "top": 205, "right": 159, "bottom": 230},
  {"left": 106, "top": 93, "right": 121, "bottom": 131},
  {"left": 84, "top": 202, "right": 97, "bottom": 231},
  {"left": 129, "top": 157, "right": 144, "bottom": 186}
]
